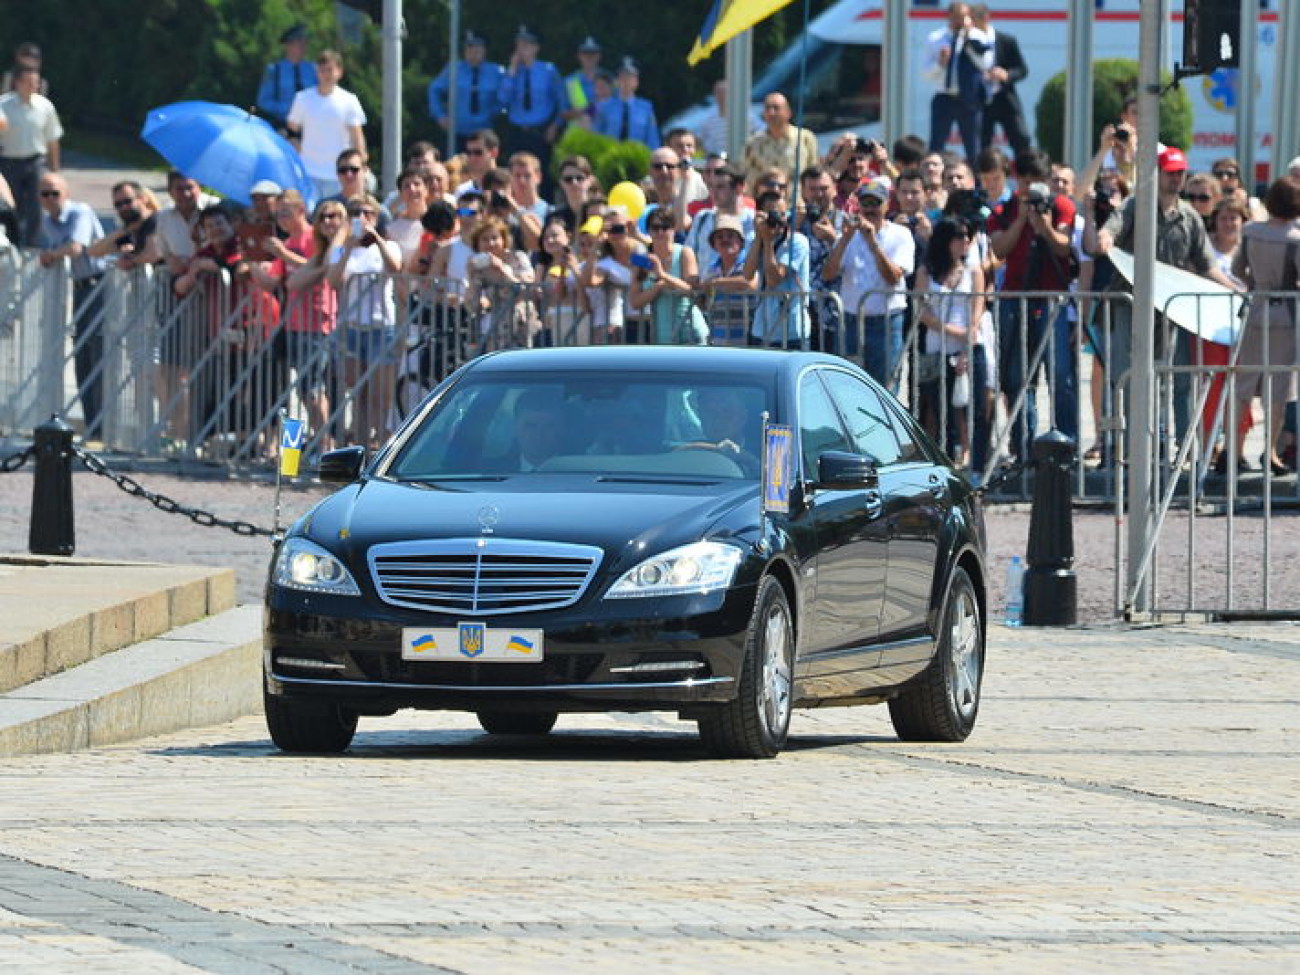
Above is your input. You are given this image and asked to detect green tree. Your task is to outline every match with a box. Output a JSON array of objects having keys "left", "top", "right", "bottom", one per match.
[{"left": 1035, "top": 59, "right": 1194, "bottom": 160}]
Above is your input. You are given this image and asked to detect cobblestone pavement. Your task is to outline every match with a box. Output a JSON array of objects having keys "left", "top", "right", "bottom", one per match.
[{"left": 0, "top": 618, "right": 1298, "bottom": 973}]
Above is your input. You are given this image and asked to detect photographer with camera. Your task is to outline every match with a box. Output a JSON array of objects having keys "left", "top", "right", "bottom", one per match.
[
  {"left": 743, "top": 187, "right": 810, "bottom": 348},
  {"left": 987, "top": 148, "right": 1077, "bottom": 462},
  {"left": 797, "top": 164, "right": 850, "bottom": 352},
  {"left": 823, "top": 177, "right": 913, "bottom": 386}
]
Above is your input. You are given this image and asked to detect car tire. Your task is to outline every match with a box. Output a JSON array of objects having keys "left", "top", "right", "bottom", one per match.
[
  {"left": 263, "top": 687, "right": 358, "bottom": 753},
  {"left": 477, "top": 711, "right": 558, "bottom": 735},
  {"left": 698, "top": 575, "right": 794, "bottom": 759},
  {"left": 888, "top": 566, "right": 984, "bottom": 742}
]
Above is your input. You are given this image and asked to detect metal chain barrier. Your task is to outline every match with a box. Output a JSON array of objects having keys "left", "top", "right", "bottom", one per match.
[
  {"left": 1, "top": 447, "right": 33, "bottom": 473},
  {"left": 71, "top": 444, "right": 275, "bottom": 538}
]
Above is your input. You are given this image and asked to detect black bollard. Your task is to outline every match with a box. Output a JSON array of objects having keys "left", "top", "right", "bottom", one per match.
[
  {"left": 29, "top": 415, "right": 76, "bottom": 557},
  {"left": 1023, "top": 429, "right": 1076, "bottom": 626}
]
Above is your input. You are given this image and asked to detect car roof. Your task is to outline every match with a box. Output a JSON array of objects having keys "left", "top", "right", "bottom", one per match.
[{"left": 466, "top": 346, "right": 853, "bottom": 380}]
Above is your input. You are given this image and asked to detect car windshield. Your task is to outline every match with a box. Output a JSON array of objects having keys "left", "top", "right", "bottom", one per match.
[{"left": 387, "top": 372, "right": 774, "bottom": 481}]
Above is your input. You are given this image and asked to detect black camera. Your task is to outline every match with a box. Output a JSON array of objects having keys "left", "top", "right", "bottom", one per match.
[
  {"left": 945, "top": 188, "right": 990, "bottom": 233},
  {"left": 1026, "top": 182, "right": 1055, "bottom": 214},
  {"left": 1113, "top": 126, "right": 1130, "bottom": 143},
  {"left": 490, "top": 191, "right": 510, "bottom": 209},
  {"left": 805, "top": 204, "right": 824, "bottom": 225},
  {"left": 855, "top": 137, "right": 880, "bottom": 155},
  {"left": 762, "top": 209, "right": 787, "bottom": 232},
  {"left": 1093, "top": 186, "right": 1115, "bottom": 222}
]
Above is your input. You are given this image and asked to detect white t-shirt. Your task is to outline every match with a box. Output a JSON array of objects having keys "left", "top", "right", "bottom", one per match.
[
  {"left": 330, "top": 244, "right": 394, "bottom": 328},
  {"left": 288, "top": 86, "right": 367, "bottom": 179},
  {"left": 838, "top": 221, "right": 915, "bottom": 317}
]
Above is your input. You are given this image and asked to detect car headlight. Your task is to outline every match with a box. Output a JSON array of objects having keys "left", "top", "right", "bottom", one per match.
[
  {"left": 605, "top": 541, "right": 744, "bottom": 599},
  {"left": 273, "top": 536, "right": 361, "bottom": 596}
]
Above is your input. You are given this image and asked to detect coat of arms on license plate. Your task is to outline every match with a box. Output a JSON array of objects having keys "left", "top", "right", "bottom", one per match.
[{"left": 458, "top": 622, "right": 486, "bottom": 658}]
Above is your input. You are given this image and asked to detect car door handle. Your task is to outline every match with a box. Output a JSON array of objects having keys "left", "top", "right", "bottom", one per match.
[
  {"left": 927, "top": 473, "right": 946, "bottom": 498},
  {"left": 864, "top": 489, "right": 883, "bottom": 518}
]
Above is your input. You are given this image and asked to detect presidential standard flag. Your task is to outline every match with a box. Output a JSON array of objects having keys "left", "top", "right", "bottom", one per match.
[
  {"left": 763, "top": 423, "right": 794, "bottom": 514},
  {"left": 279, "top": 416, "right": 305, "bottom": 477}
]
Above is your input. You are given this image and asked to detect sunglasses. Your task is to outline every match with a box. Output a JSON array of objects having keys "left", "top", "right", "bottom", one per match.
[
  {"left": 650, "top": 162, "right": 676, "bottom": 171},
  {"left": 348, "top": 207, "right": 377, "bottom": 217},
  {"left": 606, "top": 224, "right": 628, "bottom": 234},
  {"left": 858, "top": 196, "right": 884, "bottom": 207},
  {"left": 465, "top": 148, "right": 488, "bottom": 156},
  {"left": 1183, "top": 193, "right": 1213, "bottom": 203},
  {"left": 40, "top": 189, "right": 62, "bottom": 197},
  {"left": 1213, "top": 169, "right": 1239, "bottom": 178},
  {"left": 561, "top": 173, "right": 588, "bottom": 183},
  {"left": 457, "top": 207, "right": 481, "bottom": 217},
  {"left": 761, "top": 181, "right": 788, "bottom": 190},
  {"left": 112, "top": 198, "right": 136, "bottom": 209}
]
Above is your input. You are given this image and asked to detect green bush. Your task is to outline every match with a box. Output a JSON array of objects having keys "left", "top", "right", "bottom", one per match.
[
  {"left": 1036, "top": 59, "right": 1194, "bottom": 159},
  {"left": 551, "top": 126, "right": 650, "bottom": 190}
]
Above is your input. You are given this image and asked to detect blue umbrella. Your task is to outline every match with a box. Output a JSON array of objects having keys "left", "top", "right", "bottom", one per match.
[{"left": 141, "top": 101, "right": 316, "bottom": 208}]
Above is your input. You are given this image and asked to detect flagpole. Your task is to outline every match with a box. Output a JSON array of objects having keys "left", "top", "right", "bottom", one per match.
[{"left": 274, "top": 409, "right": 286, "bottom": 538}]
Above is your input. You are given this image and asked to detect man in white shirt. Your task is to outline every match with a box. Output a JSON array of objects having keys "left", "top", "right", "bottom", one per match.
[
  {"left": 287, "top": 49, "right": 367, "bottom": 202},
  {"left": 0, "top": 64, "right": 63, "bottom": 246},
  {"left": 823, "top": 177, "right": 915, "bottom": 387},
  {"left": 924, "top": 2, "right": 991, "bottom": 162}
]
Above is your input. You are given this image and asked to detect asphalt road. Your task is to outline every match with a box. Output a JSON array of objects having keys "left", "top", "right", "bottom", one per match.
[{"left": 2, "top": 466, "right": 1298, "bottom": 621}]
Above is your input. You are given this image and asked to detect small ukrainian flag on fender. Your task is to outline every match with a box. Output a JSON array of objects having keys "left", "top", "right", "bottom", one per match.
[{"left": 279, "top": 416, "right": 305, "bottom": 477}]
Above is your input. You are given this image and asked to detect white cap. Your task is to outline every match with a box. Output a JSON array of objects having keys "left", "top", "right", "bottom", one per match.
[{"left": 250, "top": 179, "right": 283, "bottom": 197}]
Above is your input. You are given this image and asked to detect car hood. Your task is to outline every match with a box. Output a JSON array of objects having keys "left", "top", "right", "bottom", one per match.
[{"left": 300, "top": 476, "right": 760, "bottom": 567}]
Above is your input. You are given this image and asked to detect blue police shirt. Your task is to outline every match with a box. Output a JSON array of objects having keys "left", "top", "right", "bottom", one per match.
[
  {"left": 499, "top": 60, "right": 564, "bottom": 128},
  {"left": 593, "top": 96, "right": 660, "bottom": 150},
  {"left": 563, "top": 71, "right": 598, "bottom": 118},
  {"left": 257, "top": 58, "right": 318, "bottom": 125},
  {"left": 428, "top": 60, "right": 505, "bottom": 134}
]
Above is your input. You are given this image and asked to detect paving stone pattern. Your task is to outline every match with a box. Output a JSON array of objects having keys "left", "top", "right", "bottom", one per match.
[{"left": 0, "top": 622, "right": 1297, "bottom": 972}]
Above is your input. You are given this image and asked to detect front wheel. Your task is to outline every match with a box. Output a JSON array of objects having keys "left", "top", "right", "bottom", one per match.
[
  {"left": 888, "top": 565, "right": 984, "bottom": 742},
  {"left": 477, "top": 710, "right": 558, "bottom": 735},
  {"left": 264, "top": 687, "right": 358, "bottom": 753},
  {"left": 698, "top": 575, "right": 794, "bottom": 759}
]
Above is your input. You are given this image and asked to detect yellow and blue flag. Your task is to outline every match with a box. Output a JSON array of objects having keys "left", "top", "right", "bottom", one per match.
[
  {"left": 763, "top": 423, "right": 793, "bottom": 514},
  {"left": 279, "top": 416, "right": 305, "bottom": 477},
  {"left": 505, "top": 634, "right": 536, "bottom": 655},
  {"left": 688, "top": 0, "right": 796, "bottom": 66}
]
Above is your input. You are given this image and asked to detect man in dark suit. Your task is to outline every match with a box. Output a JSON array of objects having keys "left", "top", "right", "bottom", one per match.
[
  {"left": 972, "top": 4, "right": 1031, "bottom": 159},
  {"left": 925, "top": 2, "right": 992, "bottom": 161}
]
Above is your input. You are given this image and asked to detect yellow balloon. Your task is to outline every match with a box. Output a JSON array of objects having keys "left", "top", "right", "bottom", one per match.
[{"left": 607, "top": 181, "right": 647, "bottom": 221}]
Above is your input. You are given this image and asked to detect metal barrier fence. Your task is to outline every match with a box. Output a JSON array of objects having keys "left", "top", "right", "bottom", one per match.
[{"left": 4, "top": 248, "right": 1300, "bottom": 616}]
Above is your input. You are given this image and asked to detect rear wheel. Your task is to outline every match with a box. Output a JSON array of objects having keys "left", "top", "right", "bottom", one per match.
[
  {"left": 264, "top": 687, "right": 358, "bottom": 753},
  {"left": 698, "top": 575, "right": 794, "bottom": 759},
  {"left": 888, "top": 566, "right": 984, "bottom": 742},
  {"left": 477, "top": 710, "right": 558, "bottom": 735}
]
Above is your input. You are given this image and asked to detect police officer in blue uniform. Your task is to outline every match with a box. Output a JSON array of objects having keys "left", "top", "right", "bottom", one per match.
[
  {"left": 594, "top": 57, "right": 660, "bottom": 150},
  {"left": 256, "top": 24, "right": 318, "bottom": 134},
  {"left": 562, "top": 36, "right": 603, "bottom": 127},
  {"left": 428, "top": 31, "right": 504, "bottom": 154},
  {"left": 499, "top": 25, "right": 565, "bottom": 192}
]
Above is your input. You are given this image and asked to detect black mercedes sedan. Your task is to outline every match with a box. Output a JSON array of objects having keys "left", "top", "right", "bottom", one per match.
[{"left": 264, "top": 346, "right": 987, "bottom": 758}]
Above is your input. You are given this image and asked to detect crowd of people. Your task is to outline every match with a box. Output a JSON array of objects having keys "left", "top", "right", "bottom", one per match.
[{"left": 5, "top": 9, "right": 1300, "bottom": 477}]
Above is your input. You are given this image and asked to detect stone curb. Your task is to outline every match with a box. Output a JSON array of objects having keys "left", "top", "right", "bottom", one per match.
[
  {"left": 0, "top": 556, "right": 236, "bottom": 693},
  {"left": 0, "top": 604, "right": 262, "bottom": 756}
]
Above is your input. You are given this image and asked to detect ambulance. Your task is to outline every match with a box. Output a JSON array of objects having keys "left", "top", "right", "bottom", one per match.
[{"left": 669, "top": 0, "right": 1283, "bottom": 182}]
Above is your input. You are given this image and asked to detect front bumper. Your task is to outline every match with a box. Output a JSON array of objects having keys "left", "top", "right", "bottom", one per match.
[{"left": 264, "top": 583, "right": 756, "bottom": 714}]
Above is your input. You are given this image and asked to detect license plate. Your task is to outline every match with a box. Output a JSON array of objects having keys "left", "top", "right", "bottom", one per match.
[{"left": 401, "top": 624, "right": 544, "bottom": 662}]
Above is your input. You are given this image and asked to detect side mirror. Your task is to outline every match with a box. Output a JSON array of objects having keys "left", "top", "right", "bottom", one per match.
[
  {"left": 318, "top": 446, "right": 366, "bottom": 483},
  {"left": 817, "top": 450, "right": 879, "bottom": 489}
]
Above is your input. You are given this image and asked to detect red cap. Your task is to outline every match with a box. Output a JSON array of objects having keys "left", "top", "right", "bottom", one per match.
[{"left": 1158, "top": 147, "right": 1188, "bottom": 172}]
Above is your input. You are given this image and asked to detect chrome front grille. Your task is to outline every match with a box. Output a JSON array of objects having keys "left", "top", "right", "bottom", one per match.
[{"left": 368, "top": 538, "right": 603, "bottom": 615}]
